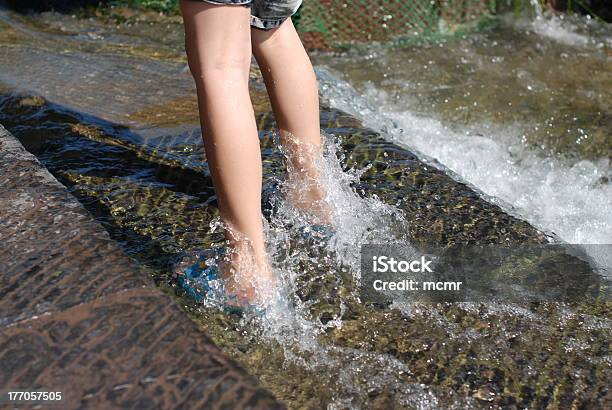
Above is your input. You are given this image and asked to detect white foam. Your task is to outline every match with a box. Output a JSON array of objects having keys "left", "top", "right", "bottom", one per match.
[
  {"left": 530, "top": 16, "right": 591, "bottom": 46},
  {"left": 316, "top": 68, "right": 612, "bottom": 254},
  {"left": 517, "top": 4, "right": 611, "bottom": 48}
]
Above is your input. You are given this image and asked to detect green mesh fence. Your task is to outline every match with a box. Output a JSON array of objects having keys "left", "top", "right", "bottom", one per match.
[{"left": 294, "top": 0, "right": 498, "bottom": 49}]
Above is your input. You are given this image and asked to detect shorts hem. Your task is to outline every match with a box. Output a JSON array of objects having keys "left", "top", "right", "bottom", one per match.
[
  {"left": 197, "top": 0, "right": 251, "bottom": 6},
  {"left": 250, "top": 15, "right": 286, "bottom": 30}
]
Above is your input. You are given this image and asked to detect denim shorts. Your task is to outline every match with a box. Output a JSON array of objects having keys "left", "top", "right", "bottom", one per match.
[{"left": 198, "top": 0, "right": 303, "bottom": 30}]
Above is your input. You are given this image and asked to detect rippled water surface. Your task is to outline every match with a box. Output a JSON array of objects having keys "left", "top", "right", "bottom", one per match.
[
  {"left": 315, "top": 13, "right": 612, "bottom": 250},
  {"left": 1, "top": 7, "right": 610, "bottom": 409}
]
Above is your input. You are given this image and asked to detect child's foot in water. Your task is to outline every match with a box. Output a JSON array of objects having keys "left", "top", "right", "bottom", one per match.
[
  {"left": 286, "top": 183, "right": 336, "bottom": 244},
  {"left": 285, "top": 181, "right": 333, "bottom": 226},
  {"left": 221, "top": 250, "right": 277, "bottom": 310},
  {"left": 281, "top": 133, "right": 334, "bottom": 227},
  {"left": 174, "top": 247, "right": 277, "bottom": 313}
]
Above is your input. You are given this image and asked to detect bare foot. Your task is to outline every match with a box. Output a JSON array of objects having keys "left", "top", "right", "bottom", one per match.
[
  {"left": 219, "top": 242, "right": 278, "bottom": 307},
  {"left": 285, "top": 180, "right": 333, "bottom": 226},
  {"left": 280, "top": 133, "right": 333, "bottom": 226}
]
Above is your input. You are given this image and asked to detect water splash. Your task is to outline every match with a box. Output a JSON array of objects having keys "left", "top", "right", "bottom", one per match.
[
  {"left": 225, "top": 134, "right": 424, "bottom": 406},
  {"left": 315, "top": 67, "right": 612, "bottom": 267},
  {"left": 268, "top": 132, "right": 412, "bottom": 277},
  {"left": 529, "top": 0, "right": 544, "bottom": 18},
  {"left": 173, "top": 132, "right": 424, "bottom": 405},
  {"left": 521, "top": 2, "right": 611, "bottom": 47}
]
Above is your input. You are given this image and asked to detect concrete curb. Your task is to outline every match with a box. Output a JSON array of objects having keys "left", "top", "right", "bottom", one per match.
[{"left": 0, "top": 124, "right": 284, "bottom": 409}]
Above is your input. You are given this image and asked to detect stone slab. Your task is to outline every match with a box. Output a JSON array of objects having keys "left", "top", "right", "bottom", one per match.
[
  {"left": 0, "top": 289, "right": 281, "bottom": 409},
  {"left": 0, "top": 124, "right": 284, "bottom": 409},
  {"left": 0, "top": 126, "right": 151, "bottom": 326}
]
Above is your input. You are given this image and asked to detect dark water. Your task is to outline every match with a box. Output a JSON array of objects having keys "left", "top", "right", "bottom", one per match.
[{"left": 1, "top": 8, "right": 610, "bottom": 409}]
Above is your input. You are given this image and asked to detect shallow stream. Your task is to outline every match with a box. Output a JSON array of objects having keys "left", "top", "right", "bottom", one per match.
[{"left": 0, "top": 6, "right": 610, "bottom": 409}]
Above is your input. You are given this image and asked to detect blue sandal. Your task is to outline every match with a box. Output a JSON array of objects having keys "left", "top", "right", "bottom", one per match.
[
  {"left": 176, "top": 255, "right": 221, "bottom": 303},
  {"left": 175, "top": 250, "right": 265, "bottom": 316}
]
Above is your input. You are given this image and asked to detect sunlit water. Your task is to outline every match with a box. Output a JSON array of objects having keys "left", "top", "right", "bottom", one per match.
[
  {"left": 314, "top": 14, "right": 611, "bottom": 271},
  {"left": 0, "top": 6, "right": 610, "bottom": 409}
]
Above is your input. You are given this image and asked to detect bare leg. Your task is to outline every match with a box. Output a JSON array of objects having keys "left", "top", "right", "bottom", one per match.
[
  {"left": 251, "top": 19, "right": 331, "bottom": 225},
  {"left": 180, "top": 0, "right": 272, "bottom": 304}
]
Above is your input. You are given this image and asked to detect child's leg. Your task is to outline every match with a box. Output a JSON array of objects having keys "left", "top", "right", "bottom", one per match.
[
  {"left": 251, "top": 19, "right": 331, "bottom": 225},
  {"left": 180, "top": 1, "right": 271, "bottom": 303}
]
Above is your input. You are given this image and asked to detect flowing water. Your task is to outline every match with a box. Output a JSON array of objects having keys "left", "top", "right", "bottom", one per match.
[
  {"left": 0, "top": 6, "right": 610, "bottom": 409},
  {"left": 314, "top": 11, "right": 612, "bottom": 270}
]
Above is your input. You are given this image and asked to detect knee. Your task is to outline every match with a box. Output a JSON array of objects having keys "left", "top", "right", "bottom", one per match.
[{"left": 185, "top": 46, "right": 251, "bottom": 86}]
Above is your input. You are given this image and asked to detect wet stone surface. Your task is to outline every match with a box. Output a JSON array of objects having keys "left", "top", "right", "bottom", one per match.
[
  {"left": 327, "top": 119, "right": 549, "bottom": 245},
  {"left": 2, "top": 69, "right": 608, "bottom": 410},
  {"left": 0, "top": 125, "right": 284, "bottom": 409},
  {"left": 0, "top": 289, "right": 282, "bottom": 409},
  {"left": 0, "top": 8, "right": 609, "bottom": 409}
]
